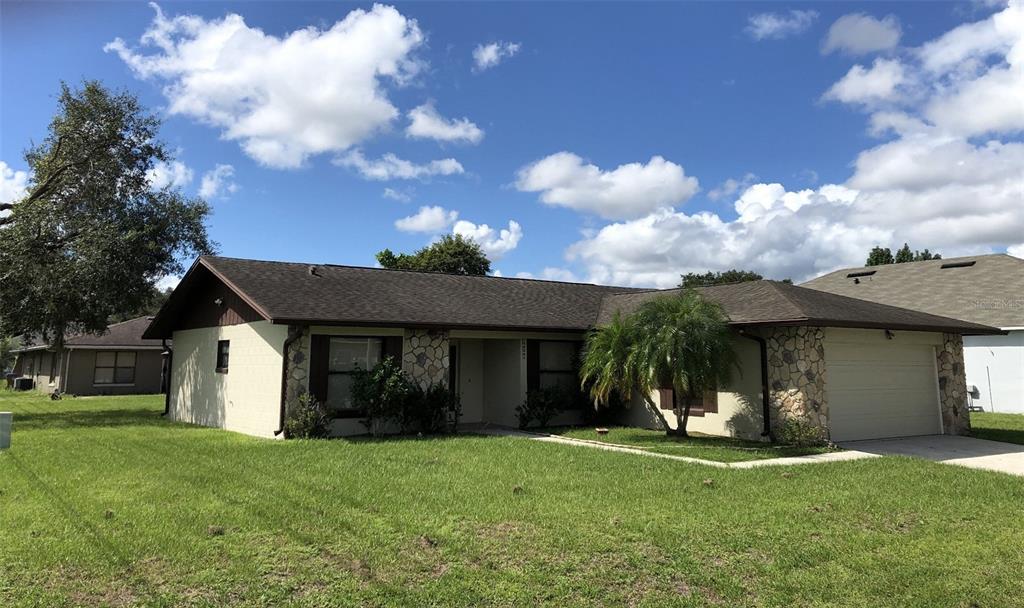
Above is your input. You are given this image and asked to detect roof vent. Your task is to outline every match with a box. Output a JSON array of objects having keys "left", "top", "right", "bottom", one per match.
[
  {"left": 308, "top": 265, "right": 321, "bottom": 277},
  {"left": 846, "top": 270, "right": 876, "bottom": 279},
  {"left": 940, "top": 260, "right": 976, "bottom": 269}
]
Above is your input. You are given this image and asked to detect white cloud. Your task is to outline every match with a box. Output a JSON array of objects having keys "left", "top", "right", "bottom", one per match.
[
  {"left": 155, "top": 275, "right": 181, "bottom": 291},
  {"left": 147, "top": 160, "right": 193, "bottom": 190},
  {"left": 472, "top": 41, "right": 520, "bottom": 71},
  {"left": 1008, "top": 244, "right": 1024, "bottom": 258},
  {"left": 0, "top": 161, "right": 29, "bottom": 204},
  {"left": 707, "top": 173, "right": 757, "bottom": 201},
  {"left": 406, "top": 103, "right": 484, "bottom": 144},
  {"left": 336, "top": 150, "right": 464, "bottom": 181},
  {"left": 394, "top": 205, "right": 458, "bottom": 233},
  {"left": 382, "top": 187, "right": 413, "bottom": 202},
  {"left": 106, "top": 3, "right": 424, "bottom": 168},
  {"left": 515, "top": 267, "right": 580, "bottom": 282},
  {"left": 515, "top": 152, "right": 699, "bottom": 220},
  {"left": 823, "top": 14, "right": 902, "bottom": 55},
  {"left": 453, "top": 219, "right": 522, "bottom": 260},
  {"left": 823, "top": 58, "right": 906, "bottom": 105},
  {"left": 745, "top": 10, "right": 818, "bottom": 40},
  {"left": 199, "top": 164, "right": 239, "bottom": 199}
]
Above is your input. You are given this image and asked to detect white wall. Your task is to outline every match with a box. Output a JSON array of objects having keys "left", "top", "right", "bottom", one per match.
[
  {"left": 169, "top": 321, "right": 287, "bottom": 438},
  {"left": 965, "top": 330, "right": 1024, "bottom": 413}
]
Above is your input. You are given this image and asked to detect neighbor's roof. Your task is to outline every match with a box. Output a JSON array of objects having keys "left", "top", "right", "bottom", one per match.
[
  {"left": 15, "top": 316, "right": 166, "bottom": 352},
  {"left": 145, "top": 256, "right": 1002, "bottom": 339},
  {"left": 598, "top": 280, "right": 1000, "bottom": 334},
  {"left": 801, "top": 254, "right": 1024, "bottom": 328}
]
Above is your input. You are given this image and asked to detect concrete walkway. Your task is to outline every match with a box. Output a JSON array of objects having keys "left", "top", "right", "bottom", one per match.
[
  {"left": 839, "top": 435, "right": 1024, "bottom": 477},
  {"left": 473, "top": 427, "right": 877, "bottom": 469}
]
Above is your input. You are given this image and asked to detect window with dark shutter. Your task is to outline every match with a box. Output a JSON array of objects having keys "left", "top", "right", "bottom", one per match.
[{"left": 216, "top": 340, "right": 230, "bottom": 373}]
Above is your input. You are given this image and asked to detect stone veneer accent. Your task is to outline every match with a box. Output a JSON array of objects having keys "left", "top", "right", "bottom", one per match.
[
  {"left": 764, "top": 326, "right": 829, "bottom": 437},
  {"left": 936, "top": 332, "right": 970, "bottom": 435},
  {"left": 284, "top": 325, "right": 310, "bottom": 412},
  {"left": 402, "top": 329, "right": 449, "bottom": 389}
]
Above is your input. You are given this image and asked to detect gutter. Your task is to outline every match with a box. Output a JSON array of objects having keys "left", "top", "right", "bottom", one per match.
[
  {"left": 738, "top": 330, "right": 772, "bottom": 439},
  {"left": 274, "top": 327, "right": 304, "bottom": 437},
  {"left": 161, "top": 339, "right": 172, "bottom": 416}
]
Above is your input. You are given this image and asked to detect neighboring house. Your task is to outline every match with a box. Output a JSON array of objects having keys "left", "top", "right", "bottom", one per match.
[
  {"left": 144, "top": 256, "right": 998, "bottom": 443},
  {"left": 803, "top": 254, "right": 1024, "bottom": 414},
  {"left": 12, "top": 317, "right": 168, "bottom": 396}
]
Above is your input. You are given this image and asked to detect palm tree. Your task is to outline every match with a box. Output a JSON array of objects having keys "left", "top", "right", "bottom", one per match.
[{"left": 581, "top": 290, "right": 738, "bottom": 437}]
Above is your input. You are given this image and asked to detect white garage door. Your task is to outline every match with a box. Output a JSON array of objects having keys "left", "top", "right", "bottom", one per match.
[{"left": 827, "top": 341, "right": 942, "bottom": 442}]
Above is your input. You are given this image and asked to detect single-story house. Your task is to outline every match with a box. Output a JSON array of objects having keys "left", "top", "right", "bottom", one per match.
[
  {"left": 803, "top": 254, "right": 1024, "bottom": 414},
  {"left": 144, "top": 256, "right": 1000, "bottom": 442},
  {"left": 11, "top": 316, "right": 168, "bottom": 396}
]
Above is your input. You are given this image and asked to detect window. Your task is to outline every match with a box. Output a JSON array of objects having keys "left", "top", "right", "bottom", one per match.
[
  {"left": 658, "top": 387, "right": 718, "bottom": 417},
  {"left": 94, "top": 351, "right": 136, "bottom": 385},
  {"left": 538, "top": 341, "right": 577, "bottom": 391},
  {"left": 325, "top": 337, "right": 382, "bottom": 416},
  {"left": 216, "top": 340, "right": 230, "bottom": 373}
]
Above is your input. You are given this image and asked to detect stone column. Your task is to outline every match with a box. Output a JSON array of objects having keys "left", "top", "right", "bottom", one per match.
[
  {"left": 764, "top": 326, "right": 829, "bottom": 438},
  {"left": 402, "top": 329, "right": 449, "bottom": 389},
  {"left": 283, "top": 326, "right": 310, "bottom": 412},
  {"left": 936, "top": 333, "right": 970, "bottom": 435}
]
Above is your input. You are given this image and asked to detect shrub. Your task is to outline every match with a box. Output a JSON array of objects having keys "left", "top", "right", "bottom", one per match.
[
  {"left": 516, "top": 387, "right": 570, "bottom": 429},
  {"left": 351, "top": 358, "right": 462, "bottom": 435},
  {"left": 284, "top": 392, "right": 330, "bottom": 439},
  {"left": 776, "top": 418, "right": 827, "bottom": 447},
  {"left": 406, "top": 383, "right": 462, "bottom": 434}
]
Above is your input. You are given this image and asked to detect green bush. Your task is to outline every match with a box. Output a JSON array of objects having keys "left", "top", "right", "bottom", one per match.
[
  {"left": 351, "top": 358, "right": 462, "bottom": 435},
  {"left": 284, "top": 393, "right": 330, "bottom": 439},
  {"left": 776, "top": 418, "right": 827, "bottom": 447},
  {"left": 516, "top": 387, "right": 571, "bottom": 429}
]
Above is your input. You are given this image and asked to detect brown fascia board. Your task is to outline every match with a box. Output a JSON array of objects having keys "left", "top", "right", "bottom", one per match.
[
  {"left": 270, "top": 317, "right": 590, "bottom": 334},
  {"left": 726, "top": 318, "right": 1005, "bottom": 336}
]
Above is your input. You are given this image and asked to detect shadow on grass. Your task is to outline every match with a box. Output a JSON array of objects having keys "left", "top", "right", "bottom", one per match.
[
  {"left": 11, "top": 408, "right": 168, "bottom": 431},
  {"left": 971, "top": 427, "right": 1024, "bottom": 446}
]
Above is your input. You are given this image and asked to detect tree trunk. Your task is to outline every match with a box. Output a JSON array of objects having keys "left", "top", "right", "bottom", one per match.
[
  {"left": 672, "top": 389, "right": 690, "bottom": 438},
  {"left": 640, "top": 393, "right": 673, "bottom": 435}
]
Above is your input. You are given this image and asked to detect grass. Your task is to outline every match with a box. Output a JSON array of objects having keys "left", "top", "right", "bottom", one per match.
[
  {"left": 1, "top": 391, "right": 1023, "bottom": 607},
  {"left": 540, "top": 426, "right": 833, "bottom": 463},
  {"left": 972, "top": 411, "right": 1024, "bottom": 445}
]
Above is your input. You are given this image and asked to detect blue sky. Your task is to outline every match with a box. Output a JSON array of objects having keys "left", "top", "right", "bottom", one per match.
[{"left": 2, "top": 1, "right": 1021, "bottom": 287}]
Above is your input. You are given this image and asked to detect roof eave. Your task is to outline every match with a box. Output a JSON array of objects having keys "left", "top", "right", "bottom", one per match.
[{"left": 270, "top": 317, "right": 591, "bottom": 334}]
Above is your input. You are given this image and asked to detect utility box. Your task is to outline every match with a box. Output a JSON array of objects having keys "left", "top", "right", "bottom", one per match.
[
  {"left": 0, "top": 412, "right": 10, "bottom": 449},
  {"left": 13, "top": 377, "right": 33, "bottom": 391}
]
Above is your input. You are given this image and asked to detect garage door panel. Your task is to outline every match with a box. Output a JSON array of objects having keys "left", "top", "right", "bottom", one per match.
[{"left": 827, "top": 341, "right": 941, "bottom": 442}]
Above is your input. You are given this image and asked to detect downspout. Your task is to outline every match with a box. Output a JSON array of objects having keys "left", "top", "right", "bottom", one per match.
[
  {"left": 738, "top": 330, "right": 772, "bottom": 439},
  {"left": 161, "top": 339, "right": 172, "bottom": 416},
  {"left": 274, "top": 326, "right": 304, "bottom": 437}
]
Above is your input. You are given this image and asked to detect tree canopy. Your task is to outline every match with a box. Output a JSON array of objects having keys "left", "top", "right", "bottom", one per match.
[
  {"left": 376, "top": 234, "right": 491, "bottom": 275},
  {"left": 0, "top": 81, "right": 214, "bottom": 346},
  {"left": 680, "top": 269, "right": 791, "bottom": 288},
  {"left": 866, "top": 243, "right": 941, "bottom": 266}
]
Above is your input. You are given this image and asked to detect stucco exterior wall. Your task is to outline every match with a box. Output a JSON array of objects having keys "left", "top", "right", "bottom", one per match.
[
  {"left": 169, "top": 321, "right": 287, "bottom": 438},
  {"left": 964, "top": 331, "right": 1024, "bottom": 414},
  {"left": 64, "top": 349, "right": 164, "bottom": 396}
]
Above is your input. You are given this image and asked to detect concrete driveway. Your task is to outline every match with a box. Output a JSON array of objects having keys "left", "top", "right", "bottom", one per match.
[{"left": 840, "top": 435, "right": 1024, "bottom": 477}]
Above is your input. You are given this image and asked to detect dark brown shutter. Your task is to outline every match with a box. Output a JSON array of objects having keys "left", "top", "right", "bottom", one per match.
[
  {"left": 382, "top": 336, "right": 404, "bottom": 362},
  {"left": 704, "top": 389, "right": 719, "bottom": 414},
  {"left": 526, "top": 340, "right": 540, "bottom": 392},
  {"left": 658, "top": 388, "right": 674, "bottom": 410},
  {"left": 309, "top": 335, "right": 330, "bottom": 403}
]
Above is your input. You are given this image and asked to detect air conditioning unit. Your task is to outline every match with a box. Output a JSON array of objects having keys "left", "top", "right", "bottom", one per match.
[{"left": 13, "top": 377, "right": 34, "bottom": 391}]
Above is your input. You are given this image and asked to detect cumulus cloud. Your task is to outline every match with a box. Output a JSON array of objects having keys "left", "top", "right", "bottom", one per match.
[
  {"left": 745, "top": 10, "right": 818, "bottom": 40},
  {"left": 823, "top": 58, "right": 906, "bottom": 105},
  {"left": 395, "top": 205, "right": 459, "bottom": 233},
  {"left": 199, "top": 164, "right": 239, "bottom": 199},
  {"left": 147, "top": 160, "right": 193, "bottom": 190},
  {"left": 453, "top": 219, "right": 522, "bottom": 260},
  {"left": 823, "top": 14, "right": 902, "bottom": 55},
  {"left": 406, "top": 103, "right": 484, "bottom": 144},
  {"left": 566, "top": 3, "right": 1024, "bottom": 287},
  {"left": 515, "top": 152, "right": 699, "bottom": 220},
  {"left": 707, "top": 173, "right": 757, "bottom": 201},
  {"left": 1008, "top": 244, "right": 1024, "bottom": 258},
  {"left": 515, "top": 267, "right": 580, "bottom": 282},
  {"left": 106, "top": 3, "right": 424, "bottom": 168},
  {"left": 472, "top": 41, "right": 520, "bottom": 71},
  {"left": 0, "top": 161, "right": 29, "bottom": 204},
  {"left": 335, "top": 150, "right": 464, "bottom": 181}
]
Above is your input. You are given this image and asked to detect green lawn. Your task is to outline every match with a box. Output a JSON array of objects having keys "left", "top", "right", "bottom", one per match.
[
  {"left": 972, "top": 411, "right": 1024, "bottom": 445},
  {"left": 541, "top": 426, "right": 833, "bottom": 463},
  {"left": 2, "top": 392, "right": 1024, "bottom": 607}
]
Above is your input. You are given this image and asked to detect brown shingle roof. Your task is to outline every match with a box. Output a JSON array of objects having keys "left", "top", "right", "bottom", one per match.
[
  {"left": 16, "top": 316, "right": 165, "bottom": 351},
  {"left": 145, "top": 256, "right": 1003, "bottom": 338},
  {"left": 801, "top": 254, "right": 1024, "bottom": 328},
  {"left": 597, "top": 280, "right": 1001, "bottom": 334}
]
